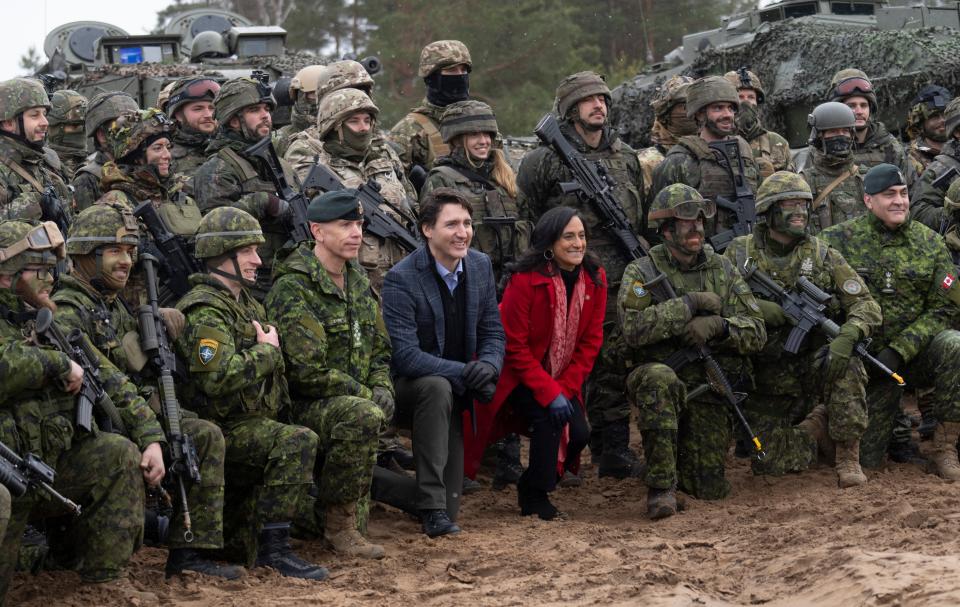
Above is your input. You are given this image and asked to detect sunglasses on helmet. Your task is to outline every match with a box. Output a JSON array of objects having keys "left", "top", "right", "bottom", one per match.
[{"left": 166, "top": 79, "right": 221, "bottom": 109}]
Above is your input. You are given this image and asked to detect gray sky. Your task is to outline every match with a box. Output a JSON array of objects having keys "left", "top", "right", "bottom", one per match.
[{"left": 6, "top": 0, "right": 171, "bottom": 78}]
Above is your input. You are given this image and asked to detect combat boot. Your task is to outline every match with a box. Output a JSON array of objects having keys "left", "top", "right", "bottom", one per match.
[
  {"left": 598, "top": 419, "right": 645, "bottom": 479},
  {"left": 834, "top": 440, "right": 867, "bottom": 488},
  {"left": 323, "top": 503, "right": 385, "bottom": 559},
  {"left": 491, "top": 434, "right": 523, "bottom": 490},
  {"left": 931, "top": 422, "right": 960, "bottom": 481},
  {"left": 255, "top": 522, "right": 328, "bottom": 581},
  {"left": 646, "top": 487, "right": 677, "bottom": 520},
  {"left": 165, "top": 548, "right": 245, "bottom": 579},
  {"left": 797, "top": 404, "right": 834, "bottom": 462}
]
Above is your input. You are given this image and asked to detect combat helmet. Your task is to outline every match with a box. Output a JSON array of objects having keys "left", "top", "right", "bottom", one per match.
[
  {"left": 316, "top": 88, "right": 378, "bottom": 139},
  {"left": 647, "top": 183, "right": 716, "bottom": 230},
  {"left": 724, "top": 69, "right": 765, "bottom": 104},
  {"left": 105, "top": 109, "right": 176, "bottom": 164},
  {"left": 194, "top": 206, "right": 264, "bottom": 260},
  {"left": 555, "top": 71, "right": 611, "bottom": 119},
  {"left": 807, "top": 101, "right": 857, "bottom": 144},
  {"left": 85, "top": 91, "right": 139, "bottom": 140},
  {"left": 316, "top": 60, "right": 374, "bottom": 99},
  {"left": 214, "top": 77, "right": 276, "bottom": 126},
  {"left": 944, "top": 98, "right": 960, "bottom": 140},
  {"left": 191, "top": 30, "right": 230, "bottom": 61},
  {"left": 829, "top": 68, "right": 877, "bottom": 112},
  {"left": 755, "top": 171, "right": 813, "bottom": 215},
  {"left": 945, "top": 176, "right": 960, "bottom": 211},
  {"left": 685, "top": 76, "right": 739, "bottom": 118},
  {"left": 907, "top": 85, "right": 951, "bottom": 138},
  {"left": 418, "top": 40, "right": 472, "bottom": 78},
  {"left": 164, "top": 77, "right": 221, "bottom": 118},
  {"left": 0, "top": 220, "right": 64, "bottom": 275},
  {"left": 0, "top": 78, "right": 50, "bottom": 122},
  {"left": 440, "top": 100, "right": 498, "bottom": 143},
  {"left": 651, "top": 75, "right": 694, "bottom": 119},
  {"left": 48, "top": 90, "right": 87, "bottom": 129},
  {"left": 288, "top": 65, "right": 326, "bottom": 103},
  {"left": 66, "top": 204, "right": 140, "bottom": 257}
]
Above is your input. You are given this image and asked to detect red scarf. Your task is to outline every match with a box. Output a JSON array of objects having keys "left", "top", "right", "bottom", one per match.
[{"left": 545, "top": 264, "right": 586, "bottom": 378}]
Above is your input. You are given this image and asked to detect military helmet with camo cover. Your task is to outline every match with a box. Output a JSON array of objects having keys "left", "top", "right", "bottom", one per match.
[
  {"left": 685, "top": 76, "right": 739, "bottom": 118},
  {"left": 724, "top": 69, "right": 765, "bottom": 104},
  {"left": 907, "top": 85, "right": 951, "bottom": 141},
  {"left": 440, "top": 100, "right": 498, "bottom": 143},
  {"left": 85, "top": 91, "right": 139, "bottom": 140},
  {"left": 0, "top": 220, "right": 65, "bottom": 274},
  {"left": 48, "top": 90, "right": 87, "bottom": 128},
  {"left": 944, "top": 98, "right": 960, "bottom": 140},
  {"left": 213, "top": 77, "right": 276, "bottom": 126},
  {"left": 316, "top": 88, "right": 378, "bottom": 139},
  {"left": 828, "top": 68, "right": 877, "bottom": 112},
  {"left": 945, "top": 175, "right": 960, "bottom": 212},
  {"left": 755, "top": 171, "right": 813, "bottom": 215},
  {"left": 66, "top": 204, "right": 140, "bottom": 256},
  {"left": 106, "top": 109, "right": 176, "bottom": 163},
  {"left": 164, "top": 77, "right": 221, "bottom": 118},
  {"left": 807, "top": 101, "right": 857, "bottom": 143},
  {"left": 194, "top": 206, "right": 265, "bottom": 259},
  {"left": 316, "top": 60, "right": 374, "bottom": 99},
  {"left": 648, "top": 183, "right": 716, "bottom": 229},
  {"left": 0, "top": 78, "right": 51, "bottom": 122},
  {"left": 555, "top": 71, "right": 611, "bottom": 119},
  {"left": 418, "top": 40, "right": 472, "bottom": 78},
  {"left": 651, "top": 75, "right": 694, "bottom": 119}
]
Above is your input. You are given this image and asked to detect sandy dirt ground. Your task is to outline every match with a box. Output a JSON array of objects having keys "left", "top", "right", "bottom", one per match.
[{"left": 10, "top": 427, "right": 960, "bottom": 607}]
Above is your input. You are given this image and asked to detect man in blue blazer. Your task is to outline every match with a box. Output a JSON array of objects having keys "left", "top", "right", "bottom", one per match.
[{"left": 382, "top": 187, "right": 505, "bottom": 537}]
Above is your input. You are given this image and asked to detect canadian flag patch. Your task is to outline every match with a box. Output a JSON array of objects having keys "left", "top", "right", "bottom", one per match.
[{"left": 943, "top": 274, "right": 955, "bottom": 290}]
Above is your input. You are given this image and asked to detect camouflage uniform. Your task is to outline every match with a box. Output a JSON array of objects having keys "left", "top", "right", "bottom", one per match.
[
  {"left": 162, "top": 77, "right": 222, "bottom": 189},
  {"left": 274, "top": 65, "right": 326, "bottom": 158},
  {"left": 908, "top": 139, "right": 941, "bottom": 178},
  {"left": 638, "top": 76, "right": 697, "bottom": 201},
  {"left": 723, "top": 70, "right": 794, "bottom": 179},
  {"left": 0, "top": 79, "right": 72, "bottom": 221},
  {"left": 284, "top": 88, "right": 416, "bottom": 294},
  {"left": 390, "top": 40, "right": 472, "bottom": 175},
  {"left": 0, "top": 220, "right": 164, "bottom": 597},
  {"left": 174, "top": 208, "right": 321, "bottom": 572},
  {"left": 801, "top": 150, "right": 866, "bottom": 233},
  {"left": 46, "top": 89, "right": 88, "bottom": 181},
  {"left": 265, "top": 244, "right": 387, "bottom": 530},
  {"left": 72, "top": 91, "right": 139, "bottom": 211},
  {"left": 821, "top": 213, "right": 960, "bottom": 468},
  {"left": 191, "top": 78, "right": 295, "bottom": 298},
  {"left": 910, "top": 139, "right": 960, "bottom": 231}
]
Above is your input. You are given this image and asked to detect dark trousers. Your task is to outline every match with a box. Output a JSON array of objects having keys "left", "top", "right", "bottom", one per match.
[
  {"left": 395, "top": 375, "right": 464, "bottom": 519},
  {"left": 512, "top": 386, "right": 589, "bottom": 492}
]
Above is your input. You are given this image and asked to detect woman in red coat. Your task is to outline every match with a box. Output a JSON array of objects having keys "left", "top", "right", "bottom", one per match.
[{"left": 465, "top": 206, "right": 606, "bottom": 520}]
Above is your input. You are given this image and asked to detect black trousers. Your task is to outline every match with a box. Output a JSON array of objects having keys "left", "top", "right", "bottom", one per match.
[{"left": 512, "top": 385, "right": 589, "bottom": 493}]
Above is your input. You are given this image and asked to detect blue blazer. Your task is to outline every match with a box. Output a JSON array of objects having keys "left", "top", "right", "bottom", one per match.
[{"left": 382, "top": 246, "right": 505, "bottom": 394}]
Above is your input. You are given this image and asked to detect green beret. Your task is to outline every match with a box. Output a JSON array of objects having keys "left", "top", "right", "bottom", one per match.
[
  {"left": 307, "top": 189, "right": 364, "bottom": 223},
  {"left": 864, "top": 163, "right": 906, "bottom": 195}
]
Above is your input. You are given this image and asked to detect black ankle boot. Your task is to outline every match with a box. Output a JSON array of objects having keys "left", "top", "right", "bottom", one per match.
[
  {"left": 255, "top": 522, "right": 328, "bottom": 581},
  {"left": 517, "top": 477, "right": 560, "bottom": 521}
]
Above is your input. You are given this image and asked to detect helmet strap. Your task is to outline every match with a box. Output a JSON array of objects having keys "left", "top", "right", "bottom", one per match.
[{"left": 208, "top": 253, "right": 257, "bottom": 290}]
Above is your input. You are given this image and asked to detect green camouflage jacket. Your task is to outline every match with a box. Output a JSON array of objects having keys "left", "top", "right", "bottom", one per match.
[
  {"left": 170, "top": 127, "right": 211, "bottom": 193},
  {"left": 821, "top": 213, "right": 960, "bottom": 364},
  {"left": 265, "top": 242, "right": 393, "bottom": 405},
  {"left": 388, "top": 98, "right": 446, "bottom": 174},
  {"left": 48, "top": 143, "right": 86, "bottom": 182},
  {"left": 747, "top": 130, "right": 795, "bottom": 179},
  {"left": 72, "top": 150, "right": 109, "bottom": 211},
  {"left": 0, "top": 136, "right": 72, "bottom": 221},
  {"left": 854, "top": 120, "right": 916, "bottom": 187},
  {"left": 799, "top": 148, "right": 865, "bottom": 234},
  {"left": 909, "top": 138, "right": 960, "bottom": 231},
  {"left": 272, "top": 106, "right": 313, "bottom": 159},
  {"left": 175, "top": 273, "right": 288, "bottom": 423}
]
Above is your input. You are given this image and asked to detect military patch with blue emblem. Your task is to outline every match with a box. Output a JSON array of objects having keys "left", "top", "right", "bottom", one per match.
[{"left": 198, "top": 338, "right": 219, "bottom": 365}]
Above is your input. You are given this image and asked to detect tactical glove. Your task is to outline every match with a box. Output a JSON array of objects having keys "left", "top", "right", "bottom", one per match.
[
  {"left": 756, "top": 299, "right": 787, "bottom": 327},
  {"left": 547, "top": 393, "right": 574, "bottom": 428},
  {"left": 158, "top": 307, "right": 186, "bottom": 340},
  {"left": 372, "top": 386, "right": 395, "bottom": 422},
  {"left": 462, "top": 360, "right": 497, "bottom": 390},
  {"left": 265, "top": 193, "right": 289, "bottom": 218},
  {"left": 876, "top": 347, "right": 904, "bottom": 374},
  {"left": 682, "top": 315, "right": 726, "bottom": 346},
  {"left": 824, "top": 323, "right": 861, "bottom": 384},
  {"left": 682, "top": 291, "right": 723, "bottom": 316}
]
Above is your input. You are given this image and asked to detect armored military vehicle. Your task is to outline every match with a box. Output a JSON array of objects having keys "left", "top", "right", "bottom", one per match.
[{"left": 610, "top": 0, "right": 960, "bottom": 149}]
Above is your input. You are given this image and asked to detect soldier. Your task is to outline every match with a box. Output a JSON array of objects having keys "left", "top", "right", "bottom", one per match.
[
  {"left": 191, "top": 77, "right": 294, "bottom": 298},
  {"left": 909, "top": 97, "right": 960, "bottom": 231},
  {"left": 274, "top": 65, "right": 325, "bottom": 157},
  {"left": 285, "top": 88, "right": 416, "bottom": 294},
  {"left": 390, "top": 40, "right": 472, "bottom": 176},
  {"left": 46, "top": 89, "right": 88, "bottom": 181},
  {"left": 0, "top": 78, "right": 72, "bottom": 222},
  {"left": 265, "top": 189, "right": 388, "bottom": 559},
  {"left": 517, "top": 70, "right": 646, "bottom": 478},
  {"left": 73, "top": 91, "right": 139, "bottom": 211},
  {"left": 724, "top": 69, "right": 793, "bottom": 179},
  {"left": 161, "top": 77, "right": 221, "bottom": 188},
  {"left": 638, "top": 75, "right": 696, "bottom": 202},
  {"left": 52, "top": 204, "right": 241, "bottom": 579},
  {"left": 827, "top": 68, "right": 916, "bottom": 185},
  {"left": 821, "top": 164, "right": 960, "bottom": 475},
  {"left": 174, "top": 206, "right": 326, "bottom": 580},
  {"left": 800, "top": 101, "right": 866, "bottom": 233},
  {"left": 724, "top": 171, "right": 879, "bottom": 487},
  {"left": 0, "top": 219, "right": 166, "bottom": 600},
  {"left": 620, "top": 183, "right": 765, "bottom": 518},
  {"left": 652, "top": 75, "right": 761, "bottom": 240},
  {"left": 905, "top": 85, "right": 951, "bottom": 177}
]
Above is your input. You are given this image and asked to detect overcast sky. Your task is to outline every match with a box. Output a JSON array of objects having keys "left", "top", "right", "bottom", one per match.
[{"left": 6, "top": 0, "right": 170, "bottom": 78}]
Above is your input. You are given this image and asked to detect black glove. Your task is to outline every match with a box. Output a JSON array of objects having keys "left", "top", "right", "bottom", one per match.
[
  {"left": 265, "top": 194, "right": 289, "bottom": 218},
  {"left": 462, "top": 360, "right": 497, "bottom": 391},
  {"left": 876, "top": 347, "right": 903, "bottom": 374},
  {"left": 547, "top": 393, "right": 574, "bottom": 428},
  {"left": 474, "top": 381, "right": 497, "bottom": 403}
]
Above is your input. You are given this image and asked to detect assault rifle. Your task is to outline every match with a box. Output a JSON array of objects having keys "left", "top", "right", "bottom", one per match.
[
  {"left": 308, "top": 163, "right": 421, "bottom": 253},
  {"left": 244, "top": 136, "right": 313, "bottom": 244},
  {"left": 0, "top": 440, "right": 81, "bottom": 515},
  {"left": 534, "top": 112, "right": 765, "bottom": 460},
  {"left": 740, "top": 259, "right": 906, "bottom": 386},
  {"left": 33, "top": 308, "right": 126, "bottom": 434},
  {"left": 707, "top": 140, "right": 757, "bottom": 253},
  {"left": 933, "top": 167, "right": 960, "bottom": 236},
  {"left": 133, "top": 200, "right": 203, "bottom": 303},
  {"left": 40, "top": 185, "right": 70, "bottom": 237},
  {"left": 138, "top": 254, "right": 200, "bottom": 542}
]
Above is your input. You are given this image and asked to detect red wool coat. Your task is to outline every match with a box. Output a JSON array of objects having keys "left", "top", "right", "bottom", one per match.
[{"left": 464, "top": 266, "right": 607, "bottom": 478}]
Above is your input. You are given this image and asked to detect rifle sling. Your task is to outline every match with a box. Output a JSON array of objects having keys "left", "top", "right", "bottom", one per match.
[
  {"left": 0, "top": 156, "right": 43, "bottom": 191},
  {"left": 410, "top": 113, "right": 450, "bottom": 160},
  {"left": 438, "top": 163, "right": 497, "bottom": 191},
  {"left": 812, "top": 164, "right": 859, "bottom": 228},
  {"left": 219, "top": 147, "right": 261, "bottom": 183}
]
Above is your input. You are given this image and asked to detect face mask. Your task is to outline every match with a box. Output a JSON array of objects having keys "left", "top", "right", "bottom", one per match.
[
  {"left": 822, "top": 135, "right": 853, "bottom": 159},
  {"left": 52, "top": 128, "right": 87, "bottom": 151},
  {"left": 294, "top": 96, "right": 318, "bottom": 125},
  {"left": 666, "top": 112, "right": 698, "bottom": 137},
  {"left": 425, "top": 72, "right": 470, "bottom": 107},
  {"left": 768, "top": 202, "right": 808, "bottom": 238},
  {"left": 736, "top": 103, "right": 763, "bottom": 139},
  {"left": 341, "top": 124, "right": 373, "bottom": 154}
]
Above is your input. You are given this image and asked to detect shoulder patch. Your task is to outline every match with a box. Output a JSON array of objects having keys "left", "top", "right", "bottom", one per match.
[
  {"left": 842, "top": 278, "right": 863, "bottom": 295},
  {"left": 622, "top": 278, "right": 652, "bottom": 311},
  {"left": 198, "top": 338, "right": 218, "bottom": 365}
]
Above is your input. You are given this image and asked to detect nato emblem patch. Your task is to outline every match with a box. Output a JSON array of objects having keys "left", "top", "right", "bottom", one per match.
[{"left": 198, "top": 338, "right": 219, "bottom": 365}]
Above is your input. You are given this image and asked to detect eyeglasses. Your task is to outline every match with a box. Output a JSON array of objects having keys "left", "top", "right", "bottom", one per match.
[
  {"left": 0, "top": 222, "right": 65, "bottom": 264},
  {"left": 166, "top": 78, "right": 221, "bottom": 109},
  {"left": 834, "top": 77, "right": 873, "bottom": 98},
  {"left": 23, "top": 265, "right": 54, "bottom": 280}
]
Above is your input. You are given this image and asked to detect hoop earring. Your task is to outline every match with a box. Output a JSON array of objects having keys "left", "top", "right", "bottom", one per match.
[{"left": 543, "top": 249, "right": 554, "bottom": 261}]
